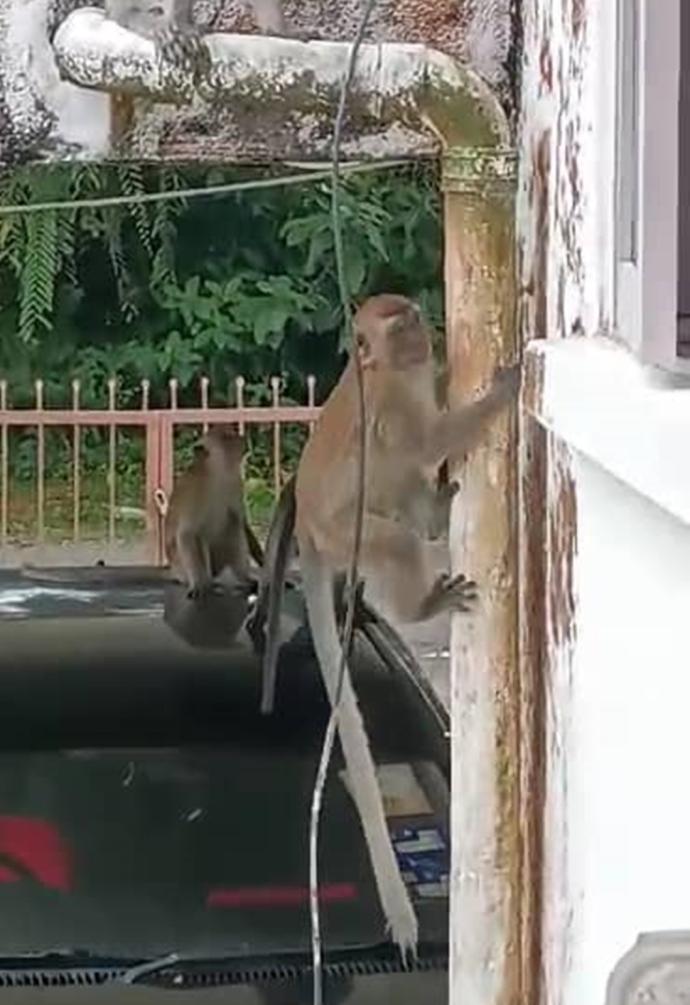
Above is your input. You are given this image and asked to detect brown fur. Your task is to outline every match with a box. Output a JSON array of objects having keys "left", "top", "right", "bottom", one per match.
[
  {"left": 287, "top": 294, "right": 517, "bottom": 961},
  {"left": 295, "top": 293, "right": 520, "bottom": 622},
  {"left": 165, "top": 425, "right": 261, "bottom": 599}
]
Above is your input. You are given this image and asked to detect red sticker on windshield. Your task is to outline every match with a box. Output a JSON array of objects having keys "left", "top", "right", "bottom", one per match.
[{"left": 206, "top": 883, "right": 357, "bottom": 908}]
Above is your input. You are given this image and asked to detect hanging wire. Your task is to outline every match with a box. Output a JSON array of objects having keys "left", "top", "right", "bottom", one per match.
[
  {"left": 0, "top": 159, "right": 410, "bottom": 216},
  {"left": 308, "top": 2, "right": 377, "bottom": 1003}
]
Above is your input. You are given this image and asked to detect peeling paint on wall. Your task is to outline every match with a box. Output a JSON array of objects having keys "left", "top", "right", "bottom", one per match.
[
  {"left": 547, "top": 446, "right": 577, "bottom": 654},
  {"left": 516, "top": 5, "right": 601, "bottom": 1003},
  {"left": 517, "top": 0, "right": 615, "bottom": 348},
  {"left": 515, "top": 5, "right": 648, "bottom": 1002},
  {"left": 517, "top": 405, "right": 547, "bottom": 1005},
  {"left": 541, "top": 434, "right": 578, "bottom": 1005}
]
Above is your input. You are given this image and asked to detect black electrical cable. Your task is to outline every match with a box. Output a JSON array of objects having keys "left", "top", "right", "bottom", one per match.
[{"left": 307, "top": 6, "right": 377, "bottom": 1005}]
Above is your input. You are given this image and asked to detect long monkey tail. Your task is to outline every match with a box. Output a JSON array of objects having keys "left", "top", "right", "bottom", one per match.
[
  {"left": 299, "top": 536, "right": 418, "bottom": 963},
  {"left": 246, "top": 474, "right": 297, "bottom": 715}
]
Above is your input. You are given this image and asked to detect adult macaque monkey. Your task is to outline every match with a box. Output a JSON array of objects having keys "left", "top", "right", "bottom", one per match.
[
  {"left": 265, "top": 294, "right": 519, "bottom": 959},
  {"left": 296, "top": 294, "right": 519, "bottom": 623},
  {"left": 250, "top": 299, "right": 510, "bottom": 716},
  {"left": 165, "top": 424, "right": 262, "bottom": 598},
  {"left": 247, "top": 346, "right": 456, "bottom": 712}
]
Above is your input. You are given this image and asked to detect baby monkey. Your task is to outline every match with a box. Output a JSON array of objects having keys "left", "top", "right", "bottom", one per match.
[{"left": 165, "top": 424, "right": 262, "bottom": 599}]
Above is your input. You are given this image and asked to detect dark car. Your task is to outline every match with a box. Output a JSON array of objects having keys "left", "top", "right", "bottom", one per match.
[{"left": 0, "top": 568, "right": 450, "bottom": 1003}]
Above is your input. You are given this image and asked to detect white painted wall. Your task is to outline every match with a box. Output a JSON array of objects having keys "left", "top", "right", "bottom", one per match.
[
  {"left": 519, "top": 0, "right": 690, "bottom": 992},
  {"left": 548, "top": 449, "right": 690, "bottom": 1004}
]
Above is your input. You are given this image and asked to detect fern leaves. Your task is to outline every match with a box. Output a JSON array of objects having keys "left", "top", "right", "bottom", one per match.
[
  {"left": 19, "top": 206, "right": 59, "bottom": 343},
  {"left": 0, "top": 164, "right": 183, "bottom": 342},
  {"left": 0, "top": 169, "right": 69, "bottom": 343}
]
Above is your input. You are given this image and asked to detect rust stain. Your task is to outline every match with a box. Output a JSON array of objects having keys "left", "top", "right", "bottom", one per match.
[
  {"left": 533, "top": 129, "right": 551, "bottom": 339},
  {"left": 548, "top": 446, "right": 577, "bottom": 652},
  {"left": 571, "top": 0, "right": 585, "bottom": 40},
  {"left": 564, "top": 122, "right": 581, "bottom": 209},
  {"left": 522, "top": 347, "right": 544, "bottom": 418},
  {"left": 517, "top": 210, "right": 548, "bottom": 1005},
  {"left": 518, "top": 415, "right": 548, "bottom": 1005},
  {"left": 556, "top": 268, "right": 565, "bottom": 342},
  {"left": 539, "top": 36, "right": 553, "bottom": 92},
  {"left": 516, "top": 116, "right": 552, "bottom": 1005},
  {"left": 495, "top": 668, "right": 522, "bottom": 1005}
]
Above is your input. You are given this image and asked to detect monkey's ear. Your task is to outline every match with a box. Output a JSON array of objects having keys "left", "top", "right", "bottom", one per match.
[{"left": 355, "top": 330, "right": 376, "bottom": 369}]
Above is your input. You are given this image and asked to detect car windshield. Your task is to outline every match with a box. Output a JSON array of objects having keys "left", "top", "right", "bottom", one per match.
[{"left": 0, "top": 571, "right": 450, "bottom": 971}]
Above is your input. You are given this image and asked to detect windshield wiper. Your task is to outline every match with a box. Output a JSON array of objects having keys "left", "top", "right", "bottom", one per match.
[
  {"left": 121, "top": 952, "right": 203, "bottom": 985},
  {"left": 118, "top": 939, "right": 448, "bottom": 987}
]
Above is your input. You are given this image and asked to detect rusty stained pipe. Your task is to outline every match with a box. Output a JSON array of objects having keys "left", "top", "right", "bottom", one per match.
[
  {"left": 442, "top": 151, "right": 519, "bottom": 1005},
  {"left": 51, "top": 8, "right": 509, "bottom": 152}
]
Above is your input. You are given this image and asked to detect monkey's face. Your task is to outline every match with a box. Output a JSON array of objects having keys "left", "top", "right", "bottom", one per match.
[
  {"left": 385, "top": 308, "right": 432, "bottom": 369},
  {"left": 203, "top": 426, "right": 244, "bottom": 461},
  {"left": 355, "top": 299, "right": 431, "bottom": 372}
]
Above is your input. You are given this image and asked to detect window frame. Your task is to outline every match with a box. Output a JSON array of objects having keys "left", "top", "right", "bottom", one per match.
[{"left": 614, "top": 0, "right": 687, "bottom": 373}]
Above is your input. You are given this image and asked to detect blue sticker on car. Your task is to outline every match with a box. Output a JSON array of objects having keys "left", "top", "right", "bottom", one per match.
[{"left": 390, "top": 825, "right": 449, "bottom": 899}]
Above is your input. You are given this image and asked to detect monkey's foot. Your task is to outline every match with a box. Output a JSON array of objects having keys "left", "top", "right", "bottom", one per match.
[
  {"left": 154, "top": 23, "right": 212, "bottom": 79},
  {"left": 422, "top": 572, "right": 478, "bottom": 617}
]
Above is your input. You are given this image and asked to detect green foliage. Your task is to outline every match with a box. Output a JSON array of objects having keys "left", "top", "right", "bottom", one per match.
[
  {"left": 0, "top": 159, "right": 443, "bottom": 522},
  {"left": 0, "top": 164, "right": 188, "bottom": 345}
]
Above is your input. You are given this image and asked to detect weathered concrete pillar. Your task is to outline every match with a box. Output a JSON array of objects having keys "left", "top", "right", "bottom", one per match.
[{"left": 442, "top": 147, "right": 520, "bottom": 1005}]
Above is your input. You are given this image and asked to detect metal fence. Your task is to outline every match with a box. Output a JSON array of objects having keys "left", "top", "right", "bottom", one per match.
[{"left": 0, "top": 376, "right": 319, "bottom": 564}]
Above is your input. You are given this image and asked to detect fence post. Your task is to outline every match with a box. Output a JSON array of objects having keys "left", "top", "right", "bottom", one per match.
[
  {"left": 145, "top": 413, "right": 174, "bottom": 566},
  {"left": 145, "top": 414, "right": 160, "bottom": 565},
  {"left": 159, "top": 414, "right": 174, "bottom": 545}
]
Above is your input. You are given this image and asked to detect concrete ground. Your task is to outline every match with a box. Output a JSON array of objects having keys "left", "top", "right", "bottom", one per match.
[{"left": 0, "top": 537, "right": 452, "bottom": 710}]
